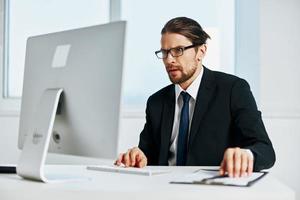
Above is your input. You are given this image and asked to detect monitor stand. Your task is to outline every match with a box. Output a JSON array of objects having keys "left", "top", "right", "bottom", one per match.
[{"left": 17, "top": 88, "right": 63, "bottom": 183}]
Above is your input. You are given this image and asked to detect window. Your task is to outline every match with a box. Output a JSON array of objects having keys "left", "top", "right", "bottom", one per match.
[
  {"left": 120, "top": 0, "right": 235, "bottom": 111},
  {"left": 1, "top": 0, "right": 235, "bottom": 114},
  {"left": 4, "top": 0, "right": 109, "bottom": 98}
]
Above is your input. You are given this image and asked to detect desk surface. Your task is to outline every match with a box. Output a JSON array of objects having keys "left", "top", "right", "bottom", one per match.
[{"left": 0, "top": 165, "right": 295, "bottom": 200}]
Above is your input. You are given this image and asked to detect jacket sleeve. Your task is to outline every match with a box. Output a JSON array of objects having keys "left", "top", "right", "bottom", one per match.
[
  {"left": 230, "top": 78, "right": 276, "bottom": 171},
  {"left": 138, "top": 98, "right": 159, "bottom": 165}
]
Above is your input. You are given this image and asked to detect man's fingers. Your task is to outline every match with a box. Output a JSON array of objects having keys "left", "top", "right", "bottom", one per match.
[
  {"left": 247, "top": 155, "right": 254, "bottom": 176},
  {"left": 240, "top": 152, "right": 248, "bottom": 177},
  {"left": 225, "top": 149, "right": 234, "bottom": 177},
  {"left": 123, "top": 150, "right": 131, "bottom": 167},
  {"left": 115, "top": 147, "right": 147, "bottom": 168},
  {"left": 219, "top": 160, "right": 225, "bottom": 175},
  {"left": 233, "top": 148, "right": 241, "bottom": 177},
  {"left": 115, "top": 153, "right": 124, "bottom": 166},
  {"left": 129, "top": 149, "right": 138, "bottom": 167},
  {"left": 222, "top": 148, "right": 255, "bottom": 178},
  {"left": 135, "top": 150, "right": 147, "bottom": 168},
  {"left": 138, "top": 156, "right": 147, "bottom": 168}
]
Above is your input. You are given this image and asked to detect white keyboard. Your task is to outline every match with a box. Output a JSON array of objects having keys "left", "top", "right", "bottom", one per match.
[{"left": 87, "top": 165, "right": 170, "bottom": 176}]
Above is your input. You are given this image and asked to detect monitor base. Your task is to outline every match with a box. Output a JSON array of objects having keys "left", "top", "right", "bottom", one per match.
[{"left": 17, "top": 88, "right": 63, "bottom": 182}]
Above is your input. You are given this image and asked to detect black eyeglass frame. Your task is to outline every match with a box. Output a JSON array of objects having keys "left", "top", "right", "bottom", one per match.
[{"left": 155, "top": 44, "right": 202, "bottom": 59}]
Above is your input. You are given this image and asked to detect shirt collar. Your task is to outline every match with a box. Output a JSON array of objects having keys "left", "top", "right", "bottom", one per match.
[{"left": 175, "top": 66, "right": 204, "bottom": 101}]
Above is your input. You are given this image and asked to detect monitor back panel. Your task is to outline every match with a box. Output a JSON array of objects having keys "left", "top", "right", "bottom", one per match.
[{"left": 19, "top": 21, "right": 126, "bottom": 159}]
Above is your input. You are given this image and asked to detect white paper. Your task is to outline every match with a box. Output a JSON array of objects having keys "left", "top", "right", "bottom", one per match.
[
  {"left": 171, "top": 169, "right": 265, "bottom": 186},
  {"left": 211, "top": 172, "right": 264, "bottom": 186}
]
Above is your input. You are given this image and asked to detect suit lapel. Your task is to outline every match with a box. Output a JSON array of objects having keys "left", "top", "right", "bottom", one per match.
[
  {"left": 159, "top": 85, "right": 175, "bottom": 165},
  {"left": 189, "top": 67, "right": 216, "bottom": 148}
]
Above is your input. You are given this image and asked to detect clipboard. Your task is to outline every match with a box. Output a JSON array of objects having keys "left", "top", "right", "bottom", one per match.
[{"left": 170, "top": 169, "right": 268, "bottom": 187}]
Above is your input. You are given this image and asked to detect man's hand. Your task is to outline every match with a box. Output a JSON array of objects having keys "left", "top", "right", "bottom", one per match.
[
  {"left": 219, "top": 147, "right": 254, "bottom": 177},
  {"left": 114, "top": 147, "right": 147, "bottom": 168}
]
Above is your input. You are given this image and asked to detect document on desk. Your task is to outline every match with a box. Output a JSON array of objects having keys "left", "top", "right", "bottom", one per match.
[{"left": 170, "top": 169, "right": 267, "bottom": 187}]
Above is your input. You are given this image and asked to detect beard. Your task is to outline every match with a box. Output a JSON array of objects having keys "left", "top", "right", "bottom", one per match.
[{"left": 167, "top": 64, "right": 198, "bottom": 84}]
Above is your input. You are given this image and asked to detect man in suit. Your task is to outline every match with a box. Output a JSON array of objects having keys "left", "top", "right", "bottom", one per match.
[{"left": 115, "top": 17, "right": 275, "bottom": 177}]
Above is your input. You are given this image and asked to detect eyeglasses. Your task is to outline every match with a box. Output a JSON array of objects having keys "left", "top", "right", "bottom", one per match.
[{"left": 155, "top": 44, "right": 200, "bottom": 59}]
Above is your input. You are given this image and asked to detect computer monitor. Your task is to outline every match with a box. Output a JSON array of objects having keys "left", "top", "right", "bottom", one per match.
[{"left": 17, "top": 21, "right": 126, "bottom": 182}]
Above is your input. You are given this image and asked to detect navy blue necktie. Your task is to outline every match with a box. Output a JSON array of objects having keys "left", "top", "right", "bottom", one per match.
[{"left": 176, "top": 91, "right": 191, "bottom": 166}]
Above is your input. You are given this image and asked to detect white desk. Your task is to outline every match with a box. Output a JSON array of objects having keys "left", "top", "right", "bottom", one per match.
[{"left": 0, "top": 165, "right": 295, "bottom": 200}]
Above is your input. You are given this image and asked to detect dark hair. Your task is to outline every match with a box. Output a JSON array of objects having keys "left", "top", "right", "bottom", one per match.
[{"left": 161, "top": 17, "right": 211, "bottom": 45}]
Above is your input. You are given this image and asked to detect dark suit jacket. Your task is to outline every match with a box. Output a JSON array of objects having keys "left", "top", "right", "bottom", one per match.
[{"left": 138, "top": 67, "right": 275, "bottom": 171}]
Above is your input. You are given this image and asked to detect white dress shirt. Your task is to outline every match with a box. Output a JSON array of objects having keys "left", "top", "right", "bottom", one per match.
[{"left": 168, "top": 68, "right": 204, "bottom": 166}]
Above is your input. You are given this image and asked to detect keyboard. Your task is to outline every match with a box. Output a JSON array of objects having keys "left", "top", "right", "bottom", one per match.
[{"left": 87, "top": 165, "right": 170, "bottom": 176}]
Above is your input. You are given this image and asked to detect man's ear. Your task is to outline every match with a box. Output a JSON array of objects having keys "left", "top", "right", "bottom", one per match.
[{"left": 197, "top": 44, "right": 207, "bottom": 60}]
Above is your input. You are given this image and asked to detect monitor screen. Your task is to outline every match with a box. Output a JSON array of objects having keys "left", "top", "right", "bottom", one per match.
[{"left": 18, "top": 21, "right": 126, "bottom": 160}]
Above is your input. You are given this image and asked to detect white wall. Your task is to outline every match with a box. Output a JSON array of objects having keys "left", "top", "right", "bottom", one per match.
[
  {"left": 264, "top": 118, "right": 300, "bottom": 198},
  {"left": 260, "top": 0, "right": 300, "bottom": 116},
  {"left": 121, "top": 0, "right": 235, "bottom": 109},
  {"left": 0, "top": 115, "right": 20, "bottom": 164},
  {"left": 259, "top": 0, "right": 300, "bottom": 199}
]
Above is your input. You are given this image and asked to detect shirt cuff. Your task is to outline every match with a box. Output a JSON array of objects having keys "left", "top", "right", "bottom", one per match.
[{"left": 242, "top": 149, "right": 254, "bottom": 160}]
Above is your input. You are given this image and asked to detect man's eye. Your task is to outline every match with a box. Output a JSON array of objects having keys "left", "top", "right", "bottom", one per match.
[
  {"left": 173, "top": 48, "right": 183, "bottom": 54},
  {"left": 161, "top": 50, "right": 168, "bottom": 55}
]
